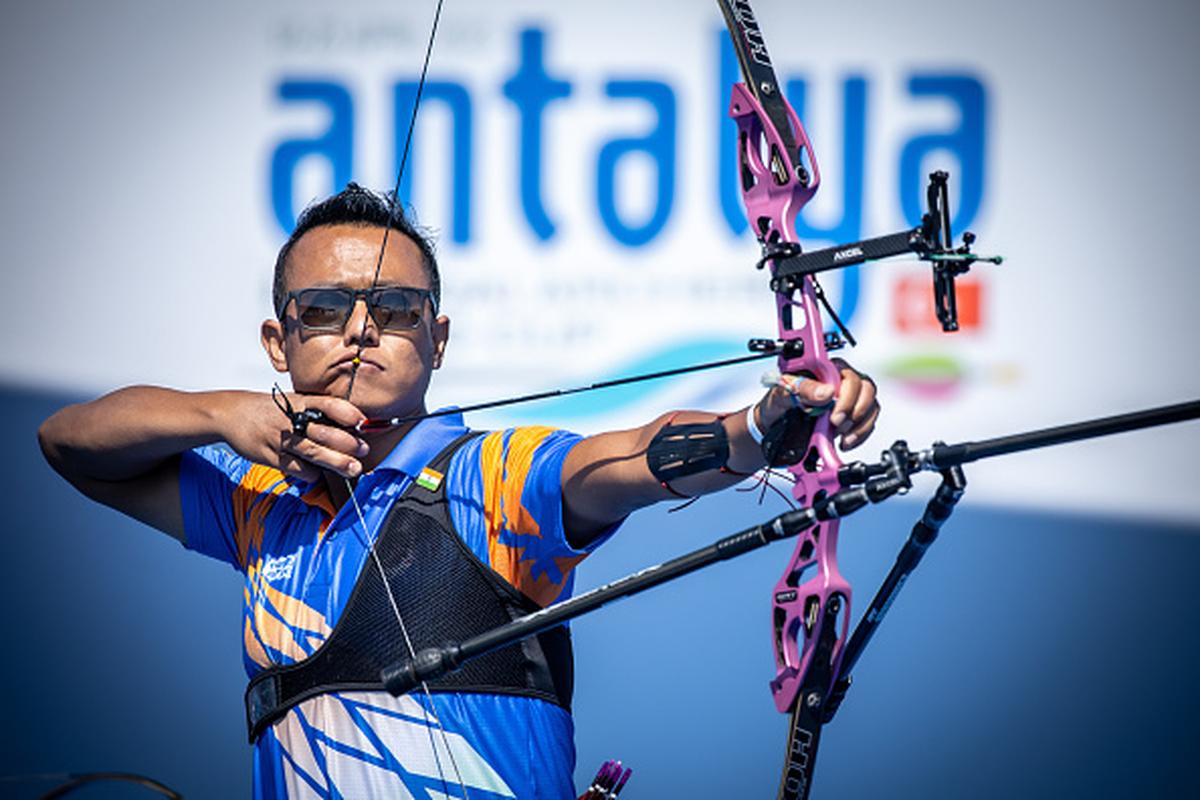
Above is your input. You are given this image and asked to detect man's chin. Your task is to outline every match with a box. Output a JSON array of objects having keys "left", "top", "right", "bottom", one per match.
[
  {"left": 306, "top": 367, "right": 427, "bottom": 420},
  {"left": 348, "top": 388, "right": 425, "bottom": 424},
  {"left": 324, "top": 364, "right": 384, "bottom": 399}
]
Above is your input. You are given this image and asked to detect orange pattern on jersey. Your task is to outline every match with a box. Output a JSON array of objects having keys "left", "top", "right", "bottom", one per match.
[
  {"left": 479, "top": 428, "right": 584, "bottom": 607},
  {"left": 299, "top": 483, "right": 337, "bottom": 531},
  {"left": 242, "top": 550, "right": 333, "bottom": 666},
  {"left": 230, "top": 467, "right": 341, "bottom": 667},
  {"left": 244, "top": 615, "right": 272, "bottom": 668},
  {"left": 261, "top": 580, "right": 332, "bottom": 640},
  {"left": 246, "top": 559, "right": 308, "bottom": 663},
  {"left": 253, "top": 605, "right": 308, "bottom": 662},
  {"left": 231, "top": 464, "right": 291, "bottom": 568}
]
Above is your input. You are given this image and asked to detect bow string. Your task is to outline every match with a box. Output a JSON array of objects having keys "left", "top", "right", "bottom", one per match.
[{"left": 336, "top": 1, "right": 470, "bottom": 797}]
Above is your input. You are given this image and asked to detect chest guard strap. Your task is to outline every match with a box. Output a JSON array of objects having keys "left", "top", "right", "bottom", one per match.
[{"left": 244, "top": 432, "right": 574, "bottom": 743}]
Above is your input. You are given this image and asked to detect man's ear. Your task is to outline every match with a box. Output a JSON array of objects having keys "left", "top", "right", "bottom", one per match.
[
  {"left": 261, "top": 319, "right": 290, "bottom": 373},
  {"left": 430, "top": 314, "right": 450, "bottom": 369}
]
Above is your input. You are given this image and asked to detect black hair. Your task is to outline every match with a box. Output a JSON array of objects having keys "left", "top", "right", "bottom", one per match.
[{"left": 272, "top": 183, "right": 440, "bottom": 318}]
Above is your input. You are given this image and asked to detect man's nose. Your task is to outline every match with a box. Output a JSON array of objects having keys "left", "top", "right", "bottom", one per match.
[{"left": 343, "top": 297, "right": 379, "bottom": 344}]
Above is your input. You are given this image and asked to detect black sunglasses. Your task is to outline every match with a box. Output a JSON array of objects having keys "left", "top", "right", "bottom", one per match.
[{"left": 277, "top": 286, "right": 437, "bottom": 332}]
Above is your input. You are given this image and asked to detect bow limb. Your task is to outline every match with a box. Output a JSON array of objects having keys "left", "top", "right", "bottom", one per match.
[{"left": 719, "top": 0, "right": 852, "bottom": 755}]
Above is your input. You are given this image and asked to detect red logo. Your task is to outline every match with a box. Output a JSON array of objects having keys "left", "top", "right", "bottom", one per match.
[{"left": 893, "top": 275, "right": 983, "bottom": 333}]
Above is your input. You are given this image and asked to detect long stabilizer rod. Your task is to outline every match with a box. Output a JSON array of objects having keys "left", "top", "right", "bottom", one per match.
[{"left": 923, "top": 400, "right": 1200, "bottom": 470}]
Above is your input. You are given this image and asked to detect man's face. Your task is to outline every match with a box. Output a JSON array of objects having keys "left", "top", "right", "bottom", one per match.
[{"left": 261, "top": 223, "right": 449, "bottom": 419}]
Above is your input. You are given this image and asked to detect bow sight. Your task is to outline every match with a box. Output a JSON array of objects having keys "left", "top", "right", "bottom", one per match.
[{"left": 758, "top": 170, "right": 1003, "bottom": 350}]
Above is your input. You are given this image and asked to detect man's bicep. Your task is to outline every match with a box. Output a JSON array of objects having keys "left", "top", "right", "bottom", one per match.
[{"left": 73, "top": 456, "right": 187, "bottom": 543}]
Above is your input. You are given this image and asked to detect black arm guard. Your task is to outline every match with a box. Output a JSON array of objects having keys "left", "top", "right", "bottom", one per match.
[{"left": 646, "top": 421, "right": 730, "bottom": 483}]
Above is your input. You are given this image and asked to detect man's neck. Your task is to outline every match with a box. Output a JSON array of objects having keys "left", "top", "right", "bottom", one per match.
[
  {"left": 322, "top": 416, "right": 420, "bottom": 510},
  {"left": 361, "top": 417, "right": 419, "bottom": 472}
]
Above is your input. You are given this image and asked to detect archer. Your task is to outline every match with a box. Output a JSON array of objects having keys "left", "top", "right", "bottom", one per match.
[{"left": 38, "top": 183, "right": 879, "bottom": 799}]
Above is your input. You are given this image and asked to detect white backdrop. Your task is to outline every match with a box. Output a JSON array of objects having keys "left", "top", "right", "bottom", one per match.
[{"left": 2, "top": 0, "right": 1197, "bottom": 521}]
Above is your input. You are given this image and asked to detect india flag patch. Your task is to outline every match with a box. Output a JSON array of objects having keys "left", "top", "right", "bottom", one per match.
[{"left": 416, "top": 467, "right": 443, "bottom": 492}]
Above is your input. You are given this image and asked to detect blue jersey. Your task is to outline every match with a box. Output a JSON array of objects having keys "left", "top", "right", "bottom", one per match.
[{"left": 179, "top": 412, "right": 611, "bottom": 799}]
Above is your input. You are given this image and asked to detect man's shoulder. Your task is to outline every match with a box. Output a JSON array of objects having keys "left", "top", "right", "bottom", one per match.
[
  {"left": 184, "top": 446, "right": 345, "bottom": 550},
  {"left": 185, "top": 443, "right": 316, "bottom": 505},
  {"left": 453, "top": 426, "right": 582, "bottom": 471},
  {"left": 443, "top": 426, "right": 583, "bottom": 503}
]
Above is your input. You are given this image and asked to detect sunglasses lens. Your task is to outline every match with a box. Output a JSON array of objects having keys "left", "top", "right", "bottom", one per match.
[
  {"left": 371, "top": 288, "right": 424, "bottom": 329},
  {"left": 289, "top": 287, "right": 428, "bottom": 331},
  {"left": 295, "top": 289, "right": 351, "bottom": 330}
]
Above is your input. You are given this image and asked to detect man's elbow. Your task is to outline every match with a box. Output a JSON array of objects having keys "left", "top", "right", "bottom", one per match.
[
  {"left": 37, "top": 410, "right": 70, "bottom": 475},
  {"left": 38, "top": 405, "right": 98, "bottom": 485}
]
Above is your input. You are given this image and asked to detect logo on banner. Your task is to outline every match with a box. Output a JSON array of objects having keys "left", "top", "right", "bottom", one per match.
[{"left": 893, "top": 275, "right": 983, "bottom": 333}]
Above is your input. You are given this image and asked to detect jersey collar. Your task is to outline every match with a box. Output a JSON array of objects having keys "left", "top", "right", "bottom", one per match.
[{"left": 374, "top": 409, "right": 470, "bottom": 479}]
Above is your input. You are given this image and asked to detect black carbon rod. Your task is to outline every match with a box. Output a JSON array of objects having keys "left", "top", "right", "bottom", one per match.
[
  {"left": 381, "top": 505, "right": 820, "bottom": 697},
  {"left": 773, "top": 230, "right": 918, "bottom": 277},
  {"left": 927, "top": 400, "right": 1200, "bottom": 469},
  {"left": 821, "top": 466, "right": 967, "bottom": 724}
]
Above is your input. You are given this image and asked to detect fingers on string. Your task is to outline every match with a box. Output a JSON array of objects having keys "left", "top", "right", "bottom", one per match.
[
  {"left": 301, "top": 395, "right": 368, "bottom": 429},
  {"left": 280, "top": 431, "right": 363, "bottom": 479},
  {"left": 303, "top": 418, "right": 370, "bottom": 459}
]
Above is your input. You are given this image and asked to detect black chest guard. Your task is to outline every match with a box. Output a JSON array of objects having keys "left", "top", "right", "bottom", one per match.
[{"left": 244, "top": 432, "right": 574, "bottom": 743}]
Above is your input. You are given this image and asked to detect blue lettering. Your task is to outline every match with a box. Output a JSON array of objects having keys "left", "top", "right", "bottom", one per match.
[
  {"left": 502, "top": 27, "right": 573, "bottom": 241},
  {"left": 787, "top": 77, "right": 867, "bottom": 323},
  {"left": 394, "top": 81, "right": 474, "bottom": 243},
  {"left": 269, "top": 81, "right": 353, "bottom": 234},
  {"left": 596, "top": 80, "right": 677, "bottom": 247},
  {"left": 898, "top": 75, "right": 986, "bottom": 233},
  {"left": 266, "top": 31, "right": 990, "bottom": 262},
  {"left": 717, "top": 30, "right": 748, "bottom": 237}
]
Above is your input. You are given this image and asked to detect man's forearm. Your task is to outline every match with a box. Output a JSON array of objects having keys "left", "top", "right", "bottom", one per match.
[
  {"left": 38, "top": 386, "right": 243, "bottom": 482},
  {"left": 561, "top": 403, "right": 775, "bottom": 535},
  {"left": 562, "top": 362, "right": 879, "bottom": 539}
]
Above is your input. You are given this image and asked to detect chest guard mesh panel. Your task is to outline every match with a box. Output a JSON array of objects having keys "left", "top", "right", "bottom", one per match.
[{"left": 245, "top": 433, "right": 573, "bottom": 742}]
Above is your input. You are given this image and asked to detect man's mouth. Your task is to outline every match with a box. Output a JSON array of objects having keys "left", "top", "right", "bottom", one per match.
[{"left": 332, "top": 355, "right": 382, "bottom": 373}]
